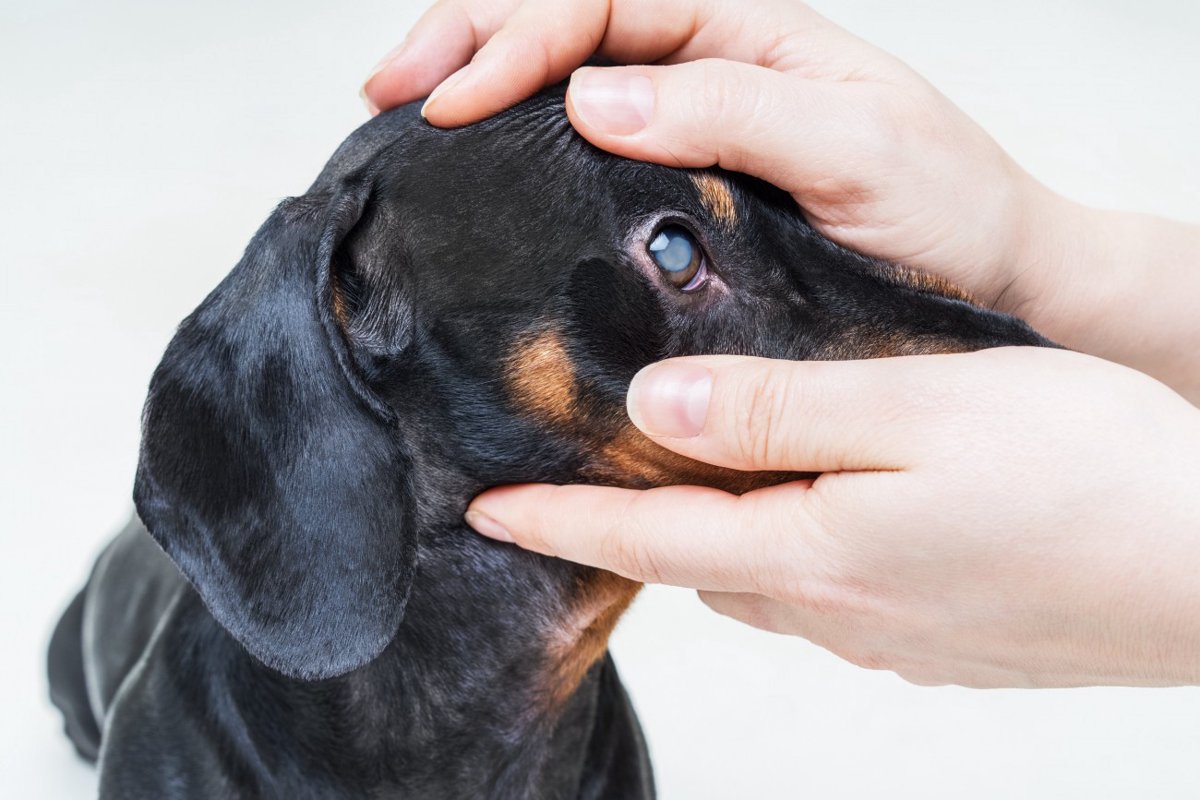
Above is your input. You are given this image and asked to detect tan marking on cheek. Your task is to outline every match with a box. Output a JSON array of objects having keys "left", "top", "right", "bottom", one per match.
[
  {"left": 504, "top": 329, "right": 577, "bottom": 423},
  {"left": 691, "top": 173, "right": 738, "bottom": 227},
  {"left": 585, "top": 425, "right": 801, "bottom": 495},
  {"left": 543, "top": 571, "right": 642, "bottom": 709},
  {"left": 537, "top": 426, "right": 802, "bottom": 710}
]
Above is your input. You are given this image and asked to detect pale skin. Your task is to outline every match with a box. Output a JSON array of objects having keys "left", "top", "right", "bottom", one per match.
[{"left": 363, "top": 0, "right": 1200, "bottom": 687}]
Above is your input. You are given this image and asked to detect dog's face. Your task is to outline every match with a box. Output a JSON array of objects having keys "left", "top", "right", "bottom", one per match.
[
  {"left": 133, "top": 86, "right": 1048, "bottom": 685},
  {"left": 337, "top": 92, "right": 1045, "bottom": 493}
]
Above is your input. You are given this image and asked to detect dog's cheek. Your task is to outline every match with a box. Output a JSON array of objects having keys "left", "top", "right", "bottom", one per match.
[
  {"left": 582, "top": 423, "right": 806, "bottom": 493},
  {"left": 561, "top": 258, "right": 667, "bottom": 388}
]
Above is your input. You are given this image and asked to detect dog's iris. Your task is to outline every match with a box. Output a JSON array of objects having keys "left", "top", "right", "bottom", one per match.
[{"left": 648, "top": 226, "right": 706, "bottom": 291}]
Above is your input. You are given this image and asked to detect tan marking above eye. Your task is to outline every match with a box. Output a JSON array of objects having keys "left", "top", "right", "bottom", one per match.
[
  {"left": 691, "top": 173, "right": 738, "bottom": 227},
  {"left": 504, "top": 328, "right": 577, "bottom": 424}
]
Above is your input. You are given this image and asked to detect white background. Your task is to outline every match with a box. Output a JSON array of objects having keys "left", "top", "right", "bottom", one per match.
[{"left": 2, "top": 0, "right": 1198, "bottom": 797}]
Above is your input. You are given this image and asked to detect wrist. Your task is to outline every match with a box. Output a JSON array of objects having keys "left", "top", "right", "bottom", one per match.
[
  {"left": 996, "top": 179, "right": 1110, "bottom": 340},
  {"left": 1004, "top": 190, "right": 1200, "bottom": 400}
]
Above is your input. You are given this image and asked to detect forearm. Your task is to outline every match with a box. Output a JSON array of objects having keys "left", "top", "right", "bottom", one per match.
[{"left": 1009, "top": 187, "right": 1200, "bottom": 404}]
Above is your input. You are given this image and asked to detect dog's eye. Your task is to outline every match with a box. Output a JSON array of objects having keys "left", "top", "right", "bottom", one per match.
[{"left": 648, "top": 226, "right": 707, "bottom": 291}]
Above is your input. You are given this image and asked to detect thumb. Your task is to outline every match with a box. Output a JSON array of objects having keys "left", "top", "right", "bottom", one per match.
[
  {"left": 623, "top": 354, "right": 949, "bottom": 472},
  {"left": 564, "top": 60, "right": 878, "bottom": 188}
]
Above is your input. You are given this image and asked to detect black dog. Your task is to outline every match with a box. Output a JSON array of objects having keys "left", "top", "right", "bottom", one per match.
[{"left": 47, "top": 81, "right": 1049, "bottom": 798}]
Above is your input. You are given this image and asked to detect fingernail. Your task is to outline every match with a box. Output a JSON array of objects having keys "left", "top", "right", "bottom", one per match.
[
  {"left": 627, "top": 362, "right": 712, "bottom": 437},
  {"left": 360, "top": 85, "right": 381, "bottom": 117},
  {"left": 422, "top": 64, "right": 472, "bottom": 118},
  {"left": 465, "top": 509, "right": 514, "bottom": 543},
  {"left": 569, "top": 68, "right": 655, "bottom": 136},
  {"left": 364, "top": 39, "right": 408, "bottom": 85}
]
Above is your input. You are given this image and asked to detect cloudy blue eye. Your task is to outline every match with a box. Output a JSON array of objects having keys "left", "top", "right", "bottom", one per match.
[{"left": 647, "top": 225, "right": 707, "bottom": 291}]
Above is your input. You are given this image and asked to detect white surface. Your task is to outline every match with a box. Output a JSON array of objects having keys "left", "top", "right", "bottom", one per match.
[{"left": 2, "top": 1, "right": 1198, "bottom": 797}]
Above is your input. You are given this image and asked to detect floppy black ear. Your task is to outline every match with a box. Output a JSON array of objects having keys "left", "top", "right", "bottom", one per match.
[{"left": 133, "top": 184, "right": 415, "bottom": 680}]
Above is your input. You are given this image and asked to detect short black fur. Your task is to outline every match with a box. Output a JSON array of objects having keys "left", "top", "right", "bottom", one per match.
[{"left": 48, "top": 80, "right": 1050, "bottom": 799}]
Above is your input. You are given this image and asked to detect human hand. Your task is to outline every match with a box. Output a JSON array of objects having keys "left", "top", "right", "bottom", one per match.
[
  {"left": 362, "top": 0, "right": 1065, "bottom": 318},
  {"left": 364, "top": 0, "right": 1200, "bottom": 404},
  {"left": 465, "top": 348, "right": 1200, "bottom": 687}
]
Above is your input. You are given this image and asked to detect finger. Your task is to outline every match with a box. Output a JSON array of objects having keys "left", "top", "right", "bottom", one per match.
[
  {"left": 362, "top": 0, "right": 520, "bottom": 115},
  {"left": 418, "top": 0, "right": 615, "bottom": 125},
  {"left": 376, "top": 0, "right": 877, "bottom": 125},
  {"left": 465, "top": 480, "right": 820, "bottom": 592},
  {"left": 564, "top": 58, "right": 896, "bottom": 186},
  {"left": 621, "top": 353, "right": 975, "bottom": 472}
]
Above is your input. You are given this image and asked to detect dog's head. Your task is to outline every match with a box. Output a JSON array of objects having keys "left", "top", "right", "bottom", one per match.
[{"left": 133, "top": 86, "right": 1048, "bottom": 683}]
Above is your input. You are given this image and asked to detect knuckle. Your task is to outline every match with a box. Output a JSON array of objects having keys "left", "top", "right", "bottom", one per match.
[
  {"left": 610, "top": 533, "right": 668, "bottom": 584},
  {"left": 509, "top": 489, "right": 570, "bottom": 554},
  {"left": 596, "top": 525, "right": 631, "bottom": 576},
  {"left": 448, "top": 1, "right": 488, "bottom": 48},
  {"left": 796, "top": 484, "right": 876, "bottom": 580},
  {"left": 862, "top": 84, "right": 907, "bottom": 134},
  {"left": 726, "top": 366, "right": 797, "bottom": 468},
  {"left": 687, "top": 60, "right": 761, "bottom": 134},
  {"left": 740, "top": 494, "right": 807, "bottom": 594},
  {"left": 662, "top": 60, "right": 776, "bottom": 173},
  {"left": 833, "top": 85, "right": 907, "bottom": 170},
  {"left": 596, "top": 500, "right": 668, "bottom": 584},
  {"left": 512, "top": 514, "right": 551, "bottom": 554}
]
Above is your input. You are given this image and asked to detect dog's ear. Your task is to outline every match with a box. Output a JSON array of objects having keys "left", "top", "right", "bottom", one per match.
[{"left": 133, "top": 182, "right": 416, "bottom": 680}]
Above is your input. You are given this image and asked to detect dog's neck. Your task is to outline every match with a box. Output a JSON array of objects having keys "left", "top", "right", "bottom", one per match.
[
  {"left": 222, "top": 406, "right": 647, "bottom": 795},
  {"left": 230, "top": 512, "right": 640, "bottom": 797}
]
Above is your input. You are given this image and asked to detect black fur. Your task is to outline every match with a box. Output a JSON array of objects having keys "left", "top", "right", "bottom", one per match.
[{"left": 48, "top": 81, "right": 1050, "bottom": 799}]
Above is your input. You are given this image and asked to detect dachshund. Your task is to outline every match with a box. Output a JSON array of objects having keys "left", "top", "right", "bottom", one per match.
[{"left": 47, "top": 80, "right": 1050, "bottom": 799}]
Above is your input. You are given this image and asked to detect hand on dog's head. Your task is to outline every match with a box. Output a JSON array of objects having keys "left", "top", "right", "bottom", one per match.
[{"left": 134, "top": 83, "right": 1048, "bottom": 681}]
